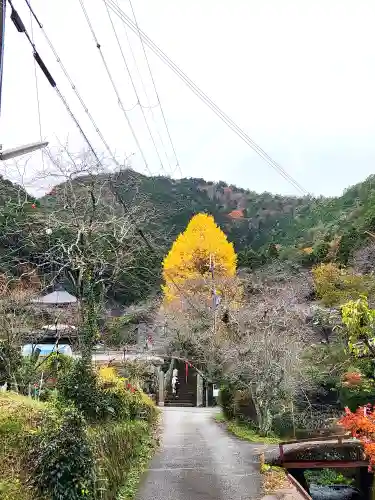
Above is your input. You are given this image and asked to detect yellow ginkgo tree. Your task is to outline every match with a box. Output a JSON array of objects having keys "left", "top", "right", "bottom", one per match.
[{"left": 162, "top": 213, "right": 238, "bottom": 305}]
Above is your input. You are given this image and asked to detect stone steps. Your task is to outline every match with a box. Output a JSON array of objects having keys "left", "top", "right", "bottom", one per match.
[{"left": 164, "top": 401, "right": 194, "bottom": 407}]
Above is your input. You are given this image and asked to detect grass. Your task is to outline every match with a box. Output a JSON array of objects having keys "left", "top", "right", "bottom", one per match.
[
  {"left": 117, "top": 432, "right": 158, "bottom": 500},
  {"left": 214, "top": 413, "right": 280, "bottom": 444},
  {"left": 0, "top": 392, "right": 46, "bottom": 500},
  {"left": 117, "top": 411, "right": 161, "bottom": 500}
]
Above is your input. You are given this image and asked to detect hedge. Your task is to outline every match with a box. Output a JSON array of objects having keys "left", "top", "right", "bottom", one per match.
[
  {"left": 0, "top": 392, "right": 45, "bottom": 500},
  {"left": 0, "top": 390, "right": 158, "bottom": 500}
]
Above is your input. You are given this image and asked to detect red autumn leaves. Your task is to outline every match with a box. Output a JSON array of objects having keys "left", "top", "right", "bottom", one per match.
[
  {"left": 339, "top": 405, "right": 375, "bottom": 469},
  {"left": 126, "top": 382, "right": 136, "bottom": 393}
]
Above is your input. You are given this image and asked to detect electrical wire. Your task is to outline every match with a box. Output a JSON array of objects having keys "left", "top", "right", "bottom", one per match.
[
  {"left": 111, "top": 0, "right": 156, "bottom": 113},
  {"left": 102, "top": 0, "right": 169, "bottom": 176},
  {"left": 77, "top": 0, "right": 153, "bottom": 176},
  {"left": 105, "top": 0, "right": 308, "bottom": 195},
  {"left": 23, "top": 0, "right": 119, "bottom": 167},
  {"left": 9, "top": 3, "right": 197, "bottom": 315},
  {"left": 8, "top": 0, "right": 101, "bottom": 165},
  {"left": 108, "top": 175, "right": 209, "bottom": 316},
  {"left": 28, "top": 0, "right": 44, "bottom": 169},
  {"left": 14, "top": 0, "right": 177, "bottom": 307},
  {"left": 125, "top": 0, "right": 181, "bottom": 177}
]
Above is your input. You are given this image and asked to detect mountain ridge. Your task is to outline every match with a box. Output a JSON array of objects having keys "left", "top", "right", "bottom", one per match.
[{"left": 1, "top": 168, "right": 375, "bottom": 275}]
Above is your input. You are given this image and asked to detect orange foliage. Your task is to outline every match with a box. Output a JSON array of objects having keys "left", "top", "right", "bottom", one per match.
[
  {"left": 342, "top": 371, "right": 362, "bottom": 387},
  {"left": 339, "top": 406, "right": 375, "bottom": 468},
  {"left": 302, "top": 247, "right": 314, "bottom": 254},
  {"left": 228, "top": 209, "right": 244, "bottom": 219}
]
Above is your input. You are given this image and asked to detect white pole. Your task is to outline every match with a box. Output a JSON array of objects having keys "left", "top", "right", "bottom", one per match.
[{"left": 37, "top": 371, "right": 44, "bottom": 401}]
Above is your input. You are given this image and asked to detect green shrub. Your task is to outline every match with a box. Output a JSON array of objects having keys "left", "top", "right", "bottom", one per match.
[
  {"left": 336, "top": 228, "right": 363, "bottom": 266},
  {"left": 31, "top": 405, "right": 95, "bottom": 500},
  {"left": 219, "top": 385, "right": 235, "bottom": 419},
  {"left": 0, "top": 373, "right": 159, "bottom": 500},
  {"left": 313, "top": 241, "right": 330, "bottom": 262},
  {"left": 42, "top": 352, "right": 74, "bottom": 380},
  {"left": 125, "top": 389, "right": 158, "bottom": 423},
  {"left": 0, "top": 340, "right": 21, "bottom": 387},
  {"left": 90, "top": 420, "right": 154, "bottom": 499},
  {"left": 57, "top": 359, "right": 116, "bottom": 422},
  {"left": 0, "top": 392, "right": 45, "bottom": 500},
  {"left": 339, "top": 382, "right": 375, "bottom": 411},
  {"left": 96, "top": 366, "right": 158, "bottom": 423},
  {"left": 57, "top": 361, "right": 158, "bottom": 424},
  {"left": 272, "top": 412, "right": 295, "bottom": 438},
  {"left": 305, "top": 468, "right": 354, "bottom": 486}
]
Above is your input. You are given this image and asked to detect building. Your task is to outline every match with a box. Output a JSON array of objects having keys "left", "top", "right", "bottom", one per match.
[{"left": 26, "top": 285, "right": 78, "bottom": 344}]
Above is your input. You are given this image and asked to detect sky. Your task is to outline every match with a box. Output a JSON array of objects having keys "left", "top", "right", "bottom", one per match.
[{"left": 1, "top": 0, "right": 375, "bottom": 197}]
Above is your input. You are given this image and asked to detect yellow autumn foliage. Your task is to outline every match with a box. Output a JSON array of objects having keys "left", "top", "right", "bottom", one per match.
[
  {"left": 98, "top": 366, "right": 123, "bottom": 384},
  {"left": 312, "top": 262, "right": 375, "bottom": 307},
  {"left": 162, "top": 213, "right": 237, "bottom": 302}
]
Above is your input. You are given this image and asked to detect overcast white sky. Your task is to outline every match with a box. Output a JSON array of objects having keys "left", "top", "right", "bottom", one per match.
[{"left": 1, "top": 0, "right": 375, "bottom": 197}]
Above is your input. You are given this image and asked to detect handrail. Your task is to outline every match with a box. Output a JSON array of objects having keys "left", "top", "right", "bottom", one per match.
[
  {"left": 279, "top": 434, "right": 355, "bottom": 462},
  {"left": 279, "top": 433, "right": 353, "bottom": 446},
  {"left": 286, "top": 473, "right": 312, "bottom": 500}
]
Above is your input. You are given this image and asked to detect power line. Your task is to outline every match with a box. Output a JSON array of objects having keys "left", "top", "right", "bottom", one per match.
[
  {"left": 8, "top": 0, "right": 101, "bottom": 165},
  {"left": 28, "top": 0, "right": 44, "bottom": 168},
  {"left": 102, "top": 0, "right": 169, "bottom": 176},
  {"left": 23, "top": 0, "right": 119, "bottom": 167},
  {"left": 108, "top": 0, "right": 174, "bottom": 173},
  {"left": 77, "top": 0, "right": 153, "bottom": 176},
  {"left": 127, "top": 0, "right": 181, "bottom": 177},
  {"left": 108, "top": 174, "right": 204, "bottom": 315},
  {"left": 105, "top": 0, "right": 308, "bottom": 195},
  {"left": 114, "top": 0, "right": 175, "bottom": 175},
  {"left": 111, "top": 1, "right": 156, "bottom": 113}
]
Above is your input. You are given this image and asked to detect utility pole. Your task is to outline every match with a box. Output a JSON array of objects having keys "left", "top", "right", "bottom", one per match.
[
  {"left": 209, "top": 254, "right": 217, "bottom": 335},
  {"left": 0, "top": 0, "right": 48, "bottom": 160}
]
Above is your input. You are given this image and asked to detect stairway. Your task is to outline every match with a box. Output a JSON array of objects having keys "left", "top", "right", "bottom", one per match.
[
  {"left": 164, "top": 365, "right": 196, "bottom": 407},
  {"left": 164, "top": 390, "right": 195, "bottom": 407}
]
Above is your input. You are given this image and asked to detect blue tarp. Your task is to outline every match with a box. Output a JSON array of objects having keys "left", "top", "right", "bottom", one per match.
[{"left": 21, "top": 344, "right": 73, "bottom": 356}]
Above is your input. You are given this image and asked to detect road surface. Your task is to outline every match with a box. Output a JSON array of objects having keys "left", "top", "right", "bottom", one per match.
[{"left": 136, "top": 407, "right": 263, "bottom": 500}]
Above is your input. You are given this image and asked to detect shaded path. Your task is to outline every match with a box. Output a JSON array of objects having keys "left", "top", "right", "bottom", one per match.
[{"left": 136, "top": 408, "right": 263, "bottom": 500}]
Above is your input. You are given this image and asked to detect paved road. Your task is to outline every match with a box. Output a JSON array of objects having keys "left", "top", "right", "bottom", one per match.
[{"left": 136, "top": 407, "right": 263, "bottom": 500}]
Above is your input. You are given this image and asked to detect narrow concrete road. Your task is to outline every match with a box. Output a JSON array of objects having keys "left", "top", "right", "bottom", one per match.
[{"left": 136, "top": 408, "right": 263, "bottom": 500}]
